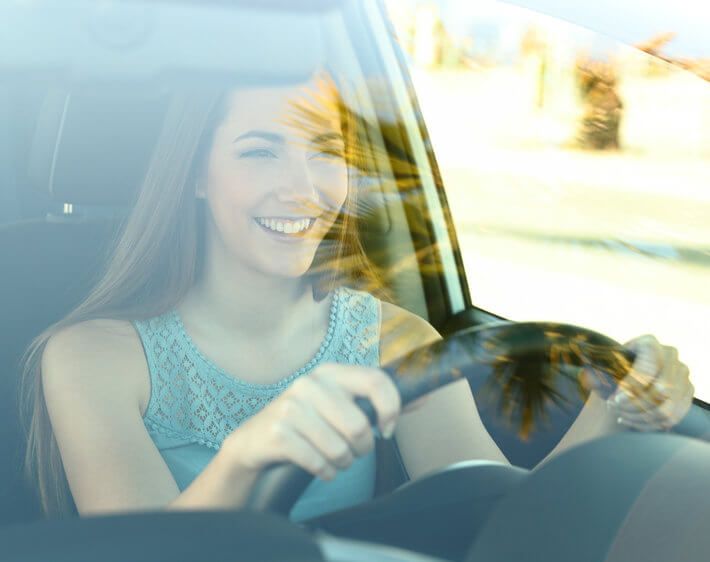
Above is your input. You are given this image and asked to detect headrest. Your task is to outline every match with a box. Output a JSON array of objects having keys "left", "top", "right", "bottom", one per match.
[
  {"left": 26, "top": 83, "right": 335, "bottom": 208},
  {"left": 28, "top": 89, "right": 169, "bottom": 207}
]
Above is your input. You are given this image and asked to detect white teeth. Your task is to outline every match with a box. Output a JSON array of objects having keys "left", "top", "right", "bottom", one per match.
[{"left": 256, "top": 217, "right": 312, "bottom": 235}]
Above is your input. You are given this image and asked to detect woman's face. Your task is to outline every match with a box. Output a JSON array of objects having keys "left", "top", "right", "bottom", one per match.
[{"left": 199, "top": 80, "right": 349, "bottom": 279}]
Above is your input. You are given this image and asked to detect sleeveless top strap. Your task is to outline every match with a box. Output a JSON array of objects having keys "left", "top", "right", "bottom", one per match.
[{"left": 133, "top": 286, "right": 382, "bottom": 450}]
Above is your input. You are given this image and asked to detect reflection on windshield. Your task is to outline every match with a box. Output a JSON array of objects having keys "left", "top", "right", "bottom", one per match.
[
  {"left": 284, "top": 72, "right": 453, "bottom": 307},
  {"left": 385, "top": 321, "right": 635, "bottom": 440}
]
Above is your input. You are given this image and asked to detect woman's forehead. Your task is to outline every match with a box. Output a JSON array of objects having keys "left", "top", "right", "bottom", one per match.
[{"left": 220, "top": 80, "right": 343, "bottom": 139}]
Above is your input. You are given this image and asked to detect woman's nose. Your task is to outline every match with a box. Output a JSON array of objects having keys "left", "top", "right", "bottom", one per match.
[{"left": 275, "top": 155, "right": 319, "bottom": 203}]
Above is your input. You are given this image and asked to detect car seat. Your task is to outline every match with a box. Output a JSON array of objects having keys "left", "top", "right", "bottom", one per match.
[
  {"left": 467, "top": 432, "right": 710, "bottom": 562},
  {"left": 0, "top": 87, "right": 160, "bottom": 525}
]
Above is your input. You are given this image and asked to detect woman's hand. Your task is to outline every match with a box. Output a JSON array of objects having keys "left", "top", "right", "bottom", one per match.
[
  {"left": 223, "top": 362, "right": 401, "bottom": 482},
  {"left": 607, "top": 335, "right": 694, "bottom": 431}
]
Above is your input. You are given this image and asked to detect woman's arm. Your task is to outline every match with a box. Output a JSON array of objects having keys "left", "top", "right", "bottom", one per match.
[
  {"left": 379, "top": 304, "right": 694, "bottom": 476},
  {"left": 43, "top": 318, "right": 404, "bottom": 515},
  {"left": 379, "top": 302, "right": 508, "bottom": 480},
  {"left": 521, "top": 334, "right": 693, "bottom": 466},
  {"left": 378, "top": 304, "right": 641, "bottom": 476},
  {"left": 42, "top": 320, "right": 263, "bottom": 515}
]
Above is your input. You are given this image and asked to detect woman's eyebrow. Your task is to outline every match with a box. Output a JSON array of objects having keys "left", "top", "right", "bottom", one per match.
[
  {"left": 311, "top": 132, "right": 345, "bottom": 145},
  {"left": 233, "top": 130, "right": 285, "bottom": 144}
]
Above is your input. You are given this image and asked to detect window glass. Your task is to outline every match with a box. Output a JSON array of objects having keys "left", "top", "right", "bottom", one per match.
[{"left": 387, "top": 0, "right": 710, "bottom": 400}]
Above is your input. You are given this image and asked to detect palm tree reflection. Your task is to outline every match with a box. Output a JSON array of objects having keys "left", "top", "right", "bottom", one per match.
[
  {"left": 478, "top": 325, "right": 634, "bottom": 440},
  {"left": 283, "top": 75, "right": 636, "bottom": 440}
]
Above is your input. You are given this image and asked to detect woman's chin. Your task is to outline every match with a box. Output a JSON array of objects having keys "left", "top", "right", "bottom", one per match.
[{"left": 259, "top": 261, "right": 315, "bottom": 280}]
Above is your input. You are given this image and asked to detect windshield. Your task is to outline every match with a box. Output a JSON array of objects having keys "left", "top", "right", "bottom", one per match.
[{"left": 1, "top": 1, "right": 708, "bottom": 560}]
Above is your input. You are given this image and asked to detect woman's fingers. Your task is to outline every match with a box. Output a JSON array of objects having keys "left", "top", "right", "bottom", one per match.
[
  {"left": 295, "top": 411, "right": 356, "bottom": 471},
  {"left": 286, "top": 361, "right": 403, "bottom": 458},
  {"left": 276, "top": 393, "right": 357, "bottom": 469},
  {"left": 612, "top": 338, "right": 694, "bottom": 430},
  {"left": 311, "top": 363, "right": 402, "bottom": 437},
  {"left": 617, "top": 336, "right": 671, "bottom": 409},
  {"left": 621, "top": 334, "right": 664, "bottom": 392},
  {"left": 232, "top": 363, "right": 403, "bottom": 479},
  {"left": 268, "top": 421, "right": 338, "bottom": 480},
  {"left": 615, "top": 359, "right": 686, "bottom": 412},
  {"left": 613, "top": 396, "right": 672, "bottom": 428},
  {"left": 670, "top": 379, "right": 695, "bottom": 425},
  {"left": 289, "top": 375, "right": 375, "bottom": 457},
  {"left": 616, "top": 415, "right": 659, "bottom": 432}
]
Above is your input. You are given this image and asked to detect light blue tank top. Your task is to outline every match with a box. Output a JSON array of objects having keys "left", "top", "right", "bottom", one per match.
[{"left": 133, "top": 286, "right": 381, "bottom": 522}]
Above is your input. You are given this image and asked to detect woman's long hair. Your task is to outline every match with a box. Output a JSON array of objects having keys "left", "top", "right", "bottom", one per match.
[{"left": 20, "top": 78, "right": 389, "bottom": 516}]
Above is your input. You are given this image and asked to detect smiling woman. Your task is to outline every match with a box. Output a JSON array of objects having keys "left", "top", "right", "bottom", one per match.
[
  {"left": 20, "top": 74, "right": 409, "bottom": 518},
  {"left": 193, "top": 82, "right": 350, "bottom": 284}
]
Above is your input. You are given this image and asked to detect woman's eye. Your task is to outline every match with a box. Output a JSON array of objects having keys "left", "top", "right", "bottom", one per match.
[
  {"left": 239, "top": 148, "right": 277, "bottom": 159},
  {"left": 311, "top": 149, "right": 345, "bottom": 160}
]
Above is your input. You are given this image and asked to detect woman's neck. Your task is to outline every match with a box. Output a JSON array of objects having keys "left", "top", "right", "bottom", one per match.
[{"left": 179, "top": 242, "right": 320, "bottom": 343}]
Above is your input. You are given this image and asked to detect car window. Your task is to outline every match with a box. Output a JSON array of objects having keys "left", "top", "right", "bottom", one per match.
[{"left": 387, "top": 0, "right": 710, "bottom": 401}]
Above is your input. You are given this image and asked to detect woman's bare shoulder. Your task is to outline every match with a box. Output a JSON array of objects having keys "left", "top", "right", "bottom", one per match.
[
  {"left": 42, "top": 319, "right": 149, "bottom": 412},
  {"left": 44, "top": 318, "right": 141, "bottom": 363},
  {"left": 379, "top": 300, "right": 442, "bottom": 365}
]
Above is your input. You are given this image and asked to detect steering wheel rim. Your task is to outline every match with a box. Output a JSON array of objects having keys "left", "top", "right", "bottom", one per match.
[{"left": 246, "top": 321, "right": 637, "bottom": 516}]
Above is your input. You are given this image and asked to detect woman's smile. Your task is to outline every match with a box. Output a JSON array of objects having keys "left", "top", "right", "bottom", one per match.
[{"left": 252, "top": 216, "right": 318, "bottom": 243}]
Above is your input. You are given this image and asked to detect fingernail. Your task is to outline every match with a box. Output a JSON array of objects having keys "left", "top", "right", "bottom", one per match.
[{"left": 382, "top": 420, "right": 396, "bottom": 439}]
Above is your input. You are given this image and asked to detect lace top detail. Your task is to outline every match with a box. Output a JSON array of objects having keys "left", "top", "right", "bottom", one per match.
[{"left": 134, "top": 286, "right": 381, "bottom": 451}]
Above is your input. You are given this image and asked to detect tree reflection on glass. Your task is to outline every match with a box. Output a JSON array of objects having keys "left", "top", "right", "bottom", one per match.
[{"left": 283, "top": 74, "right": 638, "bottom": 440}]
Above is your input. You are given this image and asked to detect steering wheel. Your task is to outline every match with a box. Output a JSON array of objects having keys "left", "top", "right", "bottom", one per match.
[{"left": 246, "top": 321, "right": 637, "bottom": 515}]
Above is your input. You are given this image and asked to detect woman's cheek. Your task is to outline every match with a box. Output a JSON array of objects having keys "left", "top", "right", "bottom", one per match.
[
  {"left": 220, "top": 166, "right": 268, "bottom": 210},
  {"left": 317, "top": 165, "right": 349, "bottom": 207}
]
